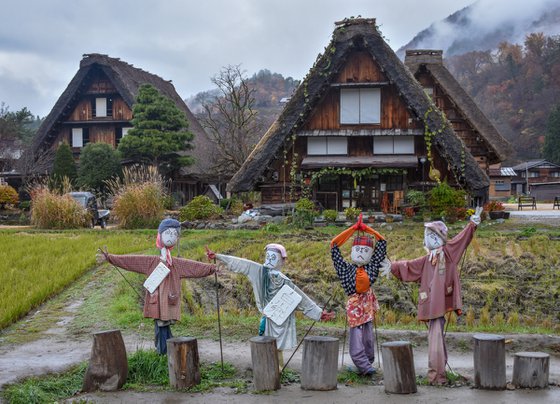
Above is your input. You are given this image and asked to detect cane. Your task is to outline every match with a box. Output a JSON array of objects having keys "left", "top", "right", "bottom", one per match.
[
  {"left": 214, "top": 258, "right": 224, "bottom": 372},
  {"left": 281, "top": 293, "right": 334, "bottom": 374},
  {"left": 373, "top": 313, "right": 381, "bottom": 369},
  {"left": 341, "top": 312, "right": 348, "bottom": 368},
  {"left": 98, "top": 247, "right": 144, "bottom": 302}
]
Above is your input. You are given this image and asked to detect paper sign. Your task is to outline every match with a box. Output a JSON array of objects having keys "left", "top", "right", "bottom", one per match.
[
  {"left": 143, "top": 262, "right": 170, "bottom": 294},
  {"left": 263, "top": 284, "right": 302, "bottom": 326}
]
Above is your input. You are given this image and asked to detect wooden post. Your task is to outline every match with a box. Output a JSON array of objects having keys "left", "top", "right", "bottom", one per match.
[
  {"left": 301, "top": 336, "right": 339, "bottom": 391},
  {"left": 82, "top": 330, "right": 128, "bottom": 392},
  {"left": 250, "top": 336, "right": 280, "bottom": 391},
  {"left": 473, "top": 333, "right": 506, "bottom": 390},
  {"left": 512, "top": 352, "right": 550, "bottom": 389},
  {"left": 167, "top": 337, "right": 201, "bottom": 389},
  {"left": 381, "top": 341, "right": 417, "bottom": 394}
]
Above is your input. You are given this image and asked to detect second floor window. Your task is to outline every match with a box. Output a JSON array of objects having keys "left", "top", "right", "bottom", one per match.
[
  {"left": 307, "top": 136, "right": 348, "bottom": 155},
  {"left": 340, "top": 88, "right": 380, "bottom": 124},
  {"left": 373, "top": 135, "right": 414, "bottom": 154},
  {"left": 93, "top": 97, "right": 113, "bottom": 118}
]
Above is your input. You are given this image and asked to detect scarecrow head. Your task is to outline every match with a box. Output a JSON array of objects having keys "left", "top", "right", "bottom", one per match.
[
  {"left": 263, "top": 243, "right": 287, "bottom": 270},
  {"left": 424, "top": 221, "right": 448, "bottom": 250},
  {"left": 157, "top": 218, "right": 181, "bottom": 248},
  {"left": 350, "top": 236, "right": 375, "bottom": 266}
]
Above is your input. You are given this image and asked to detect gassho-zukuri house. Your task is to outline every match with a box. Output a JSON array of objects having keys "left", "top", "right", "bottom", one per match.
[{"left": 227, "top": 18, "right": 510, "bottom": 211}]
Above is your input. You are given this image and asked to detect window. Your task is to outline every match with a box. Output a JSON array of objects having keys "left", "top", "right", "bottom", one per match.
[
  {"left": 423, "top": 87, "right": 434, "bottom": 97},
  {"left": 71, "top": 128, "right": 89, "bottom": 148},
  {"left": 95, "top": 98, "right": 107, "bottom": 117},
  {"left": 551, "top": 172, "right": 560, "bottom": 177},
  {"left": 340, "top": 88, "right": 380, "bottom": 124},
  {"left": 373, "top": 136, "right": 414, "bottom": 154},
  {"left": 307, "top": 137, "right": 348, "bottom": 155},
  {"left": 116, "top": 127, "right": 133, "bottom": 145}
]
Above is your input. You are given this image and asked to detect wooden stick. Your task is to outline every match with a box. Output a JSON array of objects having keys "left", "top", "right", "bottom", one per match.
[{"left": 214, "top": 259, "right": 224, "bottom": 372}]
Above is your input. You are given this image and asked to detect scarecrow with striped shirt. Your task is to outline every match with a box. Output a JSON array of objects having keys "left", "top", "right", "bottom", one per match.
[{"left": 330, "top": 214, "right": 387, "bottom": 375}]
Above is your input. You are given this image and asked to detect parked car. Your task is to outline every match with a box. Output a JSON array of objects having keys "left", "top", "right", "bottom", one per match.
[{"left": 67, "top": 192, "right": 110, "bottom": 228}]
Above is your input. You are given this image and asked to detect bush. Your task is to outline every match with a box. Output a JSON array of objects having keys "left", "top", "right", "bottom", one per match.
[
  {"left": 179, "top": 195, "right": 223, "bottom": 221},
  {"left": 292, "top": 197, "right": 317, "bottom": 228},
  {"left": 107, "top": 166, "right": 166, "bottom": 229},
  {"left": 344, "top": 207, "right": 361, "bottom": 222},
  {"left": 483, "top": 200, "right": 505, "bottom": 211},
  {"left": 428, "top": 182, "right": 466, "bottom": 220},
  {"left": 0, "top": 184, "right": 19, "bottom": 208},
  {"left": 220, "top": 198, "right": 244, "bottom": 216},
  {"left": 18, "top": 200, "right": 31, "bottom": 211},
  {"left": 30, "top": 187, "right": 89, "bottom": 229},
  {"left": 405, "top": 189, "right": 426, "bottom": 208},
  {"left": 323, "top": 209, "right": 338, "bottom": 223},
  {"left": 77, "top": 142, "right": 121, "bottom": 195}
]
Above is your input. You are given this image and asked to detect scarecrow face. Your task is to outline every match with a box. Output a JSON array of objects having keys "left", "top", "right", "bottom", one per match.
[
  {"left": 424, "top": 228, "right": 444, "bottom": 250},
  {"left": 264, "top": 249, "right": 283, "bottom": 269},
  {"left": 161, "top": 228, "right": 179, "bottom": 247},
  {"left": 351, "top": 245, "right": 374, "bottom": 266}
]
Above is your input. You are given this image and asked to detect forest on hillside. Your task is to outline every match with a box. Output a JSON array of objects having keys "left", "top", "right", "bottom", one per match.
[{"left": 446, "top": 33, "right": 560, "bottom": 163}]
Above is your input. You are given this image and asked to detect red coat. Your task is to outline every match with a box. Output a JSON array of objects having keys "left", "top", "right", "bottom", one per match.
[
  {"left": 107, "top": 254, "right": 215, "bottom": 321},
  {"left": 390, "top": 222, "right": 476, "bottom": 321}
]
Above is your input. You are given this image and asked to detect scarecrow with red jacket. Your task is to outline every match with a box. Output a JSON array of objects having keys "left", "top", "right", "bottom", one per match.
[
  {"left": 97, "top": 218, "right": 216, "bottom": 354},
  {"left": 381, "top": 207, "right": 482, "bottom": 384},
  {"left": 330, "top": 214, "right": 387, "bottom": 376}
]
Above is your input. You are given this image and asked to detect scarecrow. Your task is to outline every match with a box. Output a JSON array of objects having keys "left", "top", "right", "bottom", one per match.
[
  {"left": 97, "top": 218, "right": 216, "bottom": 355},
  {"left": 330, "top": 213, "right": 388, "bottom": 376},
  {"left": 381, "top": 207, "right": 482, "bottom": 384},
  {"left": 206, "top": 243, "right": 335, "bottom": 367}
]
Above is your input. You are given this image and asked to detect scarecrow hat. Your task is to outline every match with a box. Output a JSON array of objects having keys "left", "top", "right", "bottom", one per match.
[
  {"left": 265, "top": 243, "right": 287, "bottom": 258},
  {"left": 158, "top": 218, "right": 181, "bottom": 234},
  {"left": 424, "top": 221, "right": 448, "bottom": 243},
  {"left": 352, "top": 235, "right": 374, "bottom": 248}
]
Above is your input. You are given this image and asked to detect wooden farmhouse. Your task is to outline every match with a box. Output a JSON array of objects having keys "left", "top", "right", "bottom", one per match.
[
  {"left": 511, "top": 160, "right": 560, "bottom": 200},
  {"left": 32, "top": 53, "right": 223, "bottom": 204},
  {"left": 228, "top": 18, "right": 509, "bottom": 211}
]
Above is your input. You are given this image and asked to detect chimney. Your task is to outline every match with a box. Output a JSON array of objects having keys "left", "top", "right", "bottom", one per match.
[{"left": 405, "top": 50, "right": 443, "bottom": 66}]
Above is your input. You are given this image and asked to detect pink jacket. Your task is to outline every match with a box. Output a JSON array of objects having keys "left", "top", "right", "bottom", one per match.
[
  {"left": 107, "top": 254, "right": 215, "bottom": 321},
  {"left": 390, "top": 222, "right": 476, "bottom": 321}
]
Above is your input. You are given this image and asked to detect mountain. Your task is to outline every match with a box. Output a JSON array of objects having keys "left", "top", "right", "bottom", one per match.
[{"left": 397, "top": 0, "right": 560, "bottom": 58}]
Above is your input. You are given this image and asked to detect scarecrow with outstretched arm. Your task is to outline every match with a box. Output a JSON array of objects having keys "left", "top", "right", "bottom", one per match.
[
  {"left": 97, "top": 218, "right": 216, "bottom": 355},
  {"left": 381, "top": 207, "right": 482, "bottom": 384},
  {"left": 206, "top": 243, "right": 335, "bottom": 367},
  {"left": 330, "top": 213, "right": 388, "bottom": 376}
]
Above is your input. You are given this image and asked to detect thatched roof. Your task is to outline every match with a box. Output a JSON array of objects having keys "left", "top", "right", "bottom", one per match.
[
  {"left": 33, "top": 53, "right": 215, "bottom": 180},
  {"left": 227, "top": 18, "right": 490, "bottom": 196},
  {"left": 405, "top": 50, "right": 512, "bottom": 164}
]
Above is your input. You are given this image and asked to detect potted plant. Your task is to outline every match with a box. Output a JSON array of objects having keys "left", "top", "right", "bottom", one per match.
[{"left": 483, "top": 200, "right": 506, "bottom": 220}]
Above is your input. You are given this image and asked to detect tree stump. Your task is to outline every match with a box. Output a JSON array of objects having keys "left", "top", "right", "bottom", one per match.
[
  {"left": 473, "top": 333, "right": 506, "bottom": 390},
  {"left": 167, "top": 337, "right": 201, "bottom": 389},
  {"left": 301, "top": 336, "right": 339, "bottom": 391},
  {"left": 82, "top": 330, "right": 128, "bottom": 392},
  {"left": 512, "top": 352, "right": 549, "bottom": 389},
  {"left": 250, "top": 336, "right": 280, "bottom": 391},
  {"left": 381, "top": 341, "right": 417, "bottom": 394}
]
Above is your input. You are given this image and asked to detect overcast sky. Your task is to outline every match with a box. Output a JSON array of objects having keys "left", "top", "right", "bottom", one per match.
[{"left": 1, "top": 0, "right": 477, "bottom": 117}]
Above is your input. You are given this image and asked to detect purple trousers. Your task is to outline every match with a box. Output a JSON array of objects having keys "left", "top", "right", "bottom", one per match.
[
  {"left": 427, "top": 316, "right": 447, "bottom": 384},
  {"left": 349, "top": 321, "right": 375, "bottom": 374}
]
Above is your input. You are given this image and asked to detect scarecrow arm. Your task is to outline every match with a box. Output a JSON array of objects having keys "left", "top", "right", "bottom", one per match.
[
  {"left": 106, "top": 254, "right": 156, "bottom": 275},
  {"left": 364, "top": 239, "right": 388, "bottom": 281},
  {"left": 174, "top": 257, "right": 216, "bottom": 278},
  {"left": 291, "top": 281, "right": 323, "bottom": 321},
  {"left": 390, "top": 255, "right": 426, "bottom": 282},
  {"left": 445, "top": 221, "right": 476, "bottom": 263},
  {"left": 215, "top": 254, "right": 261, "bottom": 277}
]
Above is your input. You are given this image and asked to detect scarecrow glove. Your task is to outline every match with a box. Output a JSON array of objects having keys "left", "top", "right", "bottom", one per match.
[
  {"left": 379, "top": 258, "right": 392, "bottom": 278},
  {"left": 96, "top": 247, "right": 109, "bottom": 264},
  {"left": 320, "top": 310, "right": 335, "bottom": 321},
  {"left": 470, "top": 206, "right": 483, "bottom": 226}
]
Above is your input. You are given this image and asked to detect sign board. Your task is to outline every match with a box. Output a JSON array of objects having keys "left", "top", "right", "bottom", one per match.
[
  {"left": 263, "top": 284, "right": 302, "bottom": 326},
  {"left": 143, "top": 262, "right": 170, "bottom": 294}
]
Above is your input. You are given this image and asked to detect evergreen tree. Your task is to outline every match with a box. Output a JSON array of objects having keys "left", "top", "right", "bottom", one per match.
[
  {"left": 118, "top": 84, "right": 193, "bottom": 176},
  {"left": 52, "top": 142, "right": 77, "bottom": 184},
  {"left": 77, "top": 142, "right": 121, "bottom": 195},
  {"left": 543, "top": 104, "right": 560, "bottom": 164}
]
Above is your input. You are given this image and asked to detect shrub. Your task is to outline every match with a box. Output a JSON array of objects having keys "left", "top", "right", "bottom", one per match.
[
  {"left": 179, "top": 195, "right": 223, "bottom": 221},
  {"left": 323, "top": 209, "right": 338, "bottom": 223},
  {"left": 483, "top": 200, "right": 505, "bottom": 212},
  {"left": 77, "top": 142, "right": 121, "bottom": 195},
  {"left": 292, "top": 197, "right": 317, "bottom": 228},
  {"left": 30, "top": 187, "right": 89, "bottom": 229},
  {"left": 0, "top": 184, "right": 19, "bottom": 208},
  {"left": 220, "top": 198, "right": 244, "bottom": 216},
  {"left": 107, "top": 166, "right": 166, "bottom": 229},
  {"left": 18, "top": 200, "right": 31, "bottom": 211},
  {"left": 51, "top": 142, "right": 77, "bottom": 185},
  {"left": 428, "top": 182, "right": 466, "bottom": 219},
  {"left": 405, "top": 189, "right": 426, "bottom": 208},
  {"left": 344, "top": 207, "right": 361, "bottom": 222}
]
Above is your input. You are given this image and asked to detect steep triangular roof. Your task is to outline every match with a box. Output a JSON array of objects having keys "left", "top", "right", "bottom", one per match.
[
  {"left": 405, "top": 50, "right": 512, "bottom": 164},
  {"left": 227, "top": 18, "right": 489, "bottom": 196},
  {"left": 33, "top": 53, "right": 214, "bottom": 180}
]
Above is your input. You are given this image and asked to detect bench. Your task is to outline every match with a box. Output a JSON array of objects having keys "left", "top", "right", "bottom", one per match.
[
  {"left": 518, "top": 196, "right": 536, "bottom": 211},
  {"left": 554, "top": 196, "right": 560, "bottom": 210}
]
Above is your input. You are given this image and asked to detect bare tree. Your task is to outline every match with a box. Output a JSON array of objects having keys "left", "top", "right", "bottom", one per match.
[
  {"left": 16, "top": 144, "right": 55, "bottom": 190},
  {"left": 200, "top": 65, "right": 262, "bottom": 176}
]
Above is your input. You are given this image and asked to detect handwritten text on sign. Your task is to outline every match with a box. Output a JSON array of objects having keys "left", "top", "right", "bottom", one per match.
[{"left": 263, "top": 284, "right": 302, "bottom": 326}]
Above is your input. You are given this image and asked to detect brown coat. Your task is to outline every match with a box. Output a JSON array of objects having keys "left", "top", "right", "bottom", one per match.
[
  {"left": 107, "top": 254, "right": 215, "bottom": 321},
  {"left": 390, "top": 222, "right": 476, "bottom": 321}
]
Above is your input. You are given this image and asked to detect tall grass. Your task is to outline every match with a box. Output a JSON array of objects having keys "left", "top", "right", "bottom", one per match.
[
  {"left": 107, "top": 165, "right": 167, "bottom": 229},
  {"left": 0, "top": 230, "right": 153, "bottom": 329}
]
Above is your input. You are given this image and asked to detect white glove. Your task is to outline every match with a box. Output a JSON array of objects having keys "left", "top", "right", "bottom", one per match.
[
  {"left": 470, "top": 206, "right": 483, "bottom": 226},
  {"left": 96, "top": 247, "right": 108, "bottom": 264},
  {"left": 379, "top": 258, "right": 392, "bottom": 278}
]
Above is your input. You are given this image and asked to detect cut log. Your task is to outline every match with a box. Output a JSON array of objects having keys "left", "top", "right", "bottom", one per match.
[
  {"left": 512, "top": 352, "right": 550, "bottom": 389},
  {"left": 167, "top": 337, "right": 200, "bottom": 389},
  {"left": 250, "top": 336, "right": 280, "bottom": 391},
  {"left": 473, "top": 333, "right": 506, "bottom": 390},
  {"left": 381, "top": 341, "right": 417, "bottom": 394},
  {"left": 82, "top": 330, "right": 128, "bottom": 392},
  {"left": 301, "top": 336, "right": 339, "bottom": 391}
]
